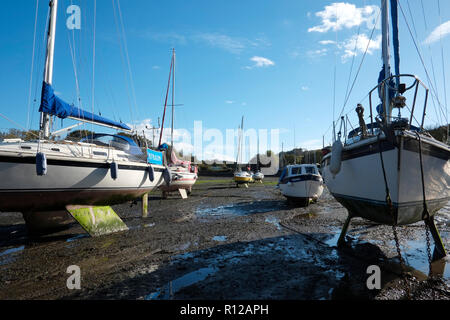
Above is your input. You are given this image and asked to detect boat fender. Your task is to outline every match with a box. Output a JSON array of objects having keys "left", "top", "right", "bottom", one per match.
[
  {"left": 163, "top": 167, "right": 172, "bottom": 186},
  {"left": 110, "top": 162, "right": 118, "bottom": 180},
  {"left": 147, "top": 165, "right": 155, "bottom": 182},
  {"left": 36, "top": 152, "right": 47, "bottom": 176},
  {"left": 330, "top": 139, "right": 343, "bottom": 175}
]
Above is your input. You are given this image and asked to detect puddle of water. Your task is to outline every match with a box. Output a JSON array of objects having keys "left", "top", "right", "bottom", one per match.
[
  {"left": 0, "top": 245, "right": 25, "bottom": 266},
  {"left": 145, "top": 266, "right": 218, "bottom": 300},
  {"left": 265, "top": 216, "right": 282, "bottom": 230},
  {"left": 0, "top": 245, "right": 25, "bottom": 257},
  {"left": 212, "top": 236, "right": 227, "bottom": 242},
  {"left": 402, "top": 239, "right": 450, "bottom": 281},
  {"left": 196, "top": 200, "right": 288, "bottom": 218},
  {"left": 294, "top": 212, "right": 318, "bottom": 220},
  {"left": 66, "top": 234, "right": 89, "bottom": 243}
]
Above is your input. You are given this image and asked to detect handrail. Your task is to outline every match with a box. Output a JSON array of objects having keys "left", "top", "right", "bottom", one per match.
[{"left": 367, "top": 74, "right": 429, "bottom": 131}]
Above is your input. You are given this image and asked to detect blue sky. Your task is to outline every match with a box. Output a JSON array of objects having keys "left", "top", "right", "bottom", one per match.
[{"left": 1, "top": 0, "right": 449, "bottom": 161}]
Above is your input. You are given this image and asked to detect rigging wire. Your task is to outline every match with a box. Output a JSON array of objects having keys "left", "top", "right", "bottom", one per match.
[
  {"left": 437, "top": 0, "right": 449, "bottom": 141},
  {"left": 26, "top": 0, "right": 40, "bottom": 131},
  {"left": 116, "top": 0, "right": 140, "bottom": 130},
  {"left": 30, "top": 4, "right": 51, "bottom": 132},
  {"left": 91, "top": 0, "right": 97, "bottom": 134},
  {"left": 397, "top": 1, "right": 446, "bottom": 127},
  {"left": 112, "top": 0, "right": 135, "bottom": 128},
  {"left": 405, "top": 0, "right": 418, "bottom": 39},
  {"left": 419, "top": 0, "right": 442, "bottom": 126},
  {"left": 336, "top": 8, "right": 381, "bottom": 123}
]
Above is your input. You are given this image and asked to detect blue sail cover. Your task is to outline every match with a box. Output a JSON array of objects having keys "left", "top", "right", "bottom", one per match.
[
  {"left": 39, "top": 82, "right": 131, "bottom": 131},
  {"left": 390, "top": 0, "right": 400, "bottom": 88}
]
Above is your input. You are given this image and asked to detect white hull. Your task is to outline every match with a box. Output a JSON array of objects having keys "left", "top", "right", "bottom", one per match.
[
  {"left": 159, "top": 170, "right": 197, "bottom": 192},
  {"left": 279, "top": 179, "right": 324, "bottom": 200},
  {"left": 0, "top": 140, "right": 165, "bottom": 212},
  {"left": 322, "top": 131, "right": 450, "bottom": 225}
]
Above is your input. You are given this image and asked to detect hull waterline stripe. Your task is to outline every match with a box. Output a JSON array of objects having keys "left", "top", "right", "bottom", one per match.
[{"left": 0, "top": 155, "right": 165, "bottom": 172}]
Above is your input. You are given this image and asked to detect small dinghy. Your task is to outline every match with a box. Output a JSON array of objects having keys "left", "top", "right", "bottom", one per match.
[
  {"left": 278, "top": 164, "right": 324, "bottom": 206},
  {"left": 252, "top": 171, "right": 264, "bottom": 183}
]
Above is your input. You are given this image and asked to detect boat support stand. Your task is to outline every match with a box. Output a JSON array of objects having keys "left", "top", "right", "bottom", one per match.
[{"left": 337, "top": 212, "right": 353, "bottom": 247}]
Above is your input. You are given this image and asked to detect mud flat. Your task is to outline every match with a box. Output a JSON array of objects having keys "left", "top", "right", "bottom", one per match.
[{"left": 0, "top": 176, "right": 448, "bottom": 300}]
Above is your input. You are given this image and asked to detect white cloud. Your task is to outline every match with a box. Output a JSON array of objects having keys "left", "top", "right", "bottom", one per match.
[
  {"left": 299, "top": 139, "right": 322, "bottom": 150},
  {"left": 193, "top": 33, "right": 246, "bottom": 54},
  {"left": 340, "top": 34, "right": 381, "bottom": 60},
  {"left": 307, "top": 48, "right": 328, "bottom": 57},
  {"left": 225, "top": 100, "right": 235, "bottom": 104},
  {"left": 424, "top": 20, "right": 450, "bottom": 45},
  {"left": 308, "top": 3, "right": 380, "bottom": 33},
  {"left": 249, "top": 56, "right": 275, "bottom": 68},
  {"left": 152, "top": 66, "right": 160, "bottom": 70},
  {"left": 319, "top": 40, "right": 336, "bottom": 45},
  {"left": 301, "top": 86, "right": 309, "bottom": 91}
]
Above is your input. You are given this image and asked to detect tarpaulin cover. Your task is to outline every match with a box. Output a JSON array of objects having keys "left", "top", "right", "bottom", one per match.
[{"left": 39, "top": 82, "right": 131, "bottom": 131}]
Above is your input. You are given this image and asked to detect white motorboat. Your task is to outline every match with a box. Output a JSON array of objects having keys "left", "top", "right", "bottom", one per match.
[
  {"left": 278, "top": 164, "right": 323, "bottom": 205},
  {"left": 0, "top": 0, "right": 166, "bottom": 231},
  {"left": 321, "top": 0, "right": 449, "bottom": 258}
]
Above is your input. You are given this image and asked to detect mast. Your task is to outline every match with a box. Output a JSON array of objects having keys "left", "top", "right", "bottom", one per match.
[
  {"left": 381, "top": 0, "right": 392, "bottom": 124},
  {"left": 240, "top": 116, "right": 244, "bottom": 166},
  {"left": 158, "top": 50, "right": 174, "bottom": 147},
  {"left": 40, "top": 0, "right": 59, "bottom": 139},
  {"left": 171, "top": 48, "right": 175, "bottom": 148}
]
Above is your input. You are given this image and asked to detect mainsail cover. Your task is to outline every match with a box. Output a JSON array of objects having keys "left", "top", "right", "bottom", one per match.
[
  {"left": 390, "top": 0, "right": 400, "bottom": 88},
  {"left": 39, "top": 82, "right": 131, "bottom": 131}
]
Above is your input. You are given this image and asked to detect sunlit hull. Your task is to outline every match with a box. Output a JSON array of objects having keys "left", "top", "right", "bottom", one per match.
[
  {"left": 322, "top": 131, "right": 450, "bottom": 225},
  {"left": 0, "top": 141, "right": 165, "bottom": 213}
]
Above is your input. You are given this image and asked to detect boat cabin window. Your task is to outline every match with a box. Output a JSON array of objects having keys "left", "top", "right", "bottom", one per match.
[
  {"left": 81, "top": 134, "right": 144, "bottom": 159},
  {"left": 290, "top": 167, "right": 301, "bottom": 175},
  {"left": 303, "top": 166, "right": 317, "bottom": 174}
]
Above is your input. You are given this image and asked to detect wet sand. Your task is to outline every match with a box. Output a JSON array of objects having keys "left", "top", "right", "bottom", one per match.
[{"left": 0, "top": 176, "right": 449, "bottom": 300}]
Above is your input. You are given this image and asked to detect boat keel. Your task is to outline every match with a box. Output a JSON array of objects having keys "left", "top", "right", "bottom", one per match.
[
  {"left": 424, "top": 216, "right": 447, "bottom": 261},
  {"left": 337, "top": 213, "right": 353, "bottom": 247},
  {"left": 66, "top": 205, "right": 128, "bottom": 237}
]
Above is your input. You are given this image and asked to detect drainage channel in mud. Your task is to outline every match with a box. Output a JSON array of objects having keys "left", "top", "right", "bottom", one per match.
[
  {"left": 145, "top": 235, "right": 351, "bottom": 300},
  {"left": 196, "top": 200, "right": 289, "bottom": 218}
]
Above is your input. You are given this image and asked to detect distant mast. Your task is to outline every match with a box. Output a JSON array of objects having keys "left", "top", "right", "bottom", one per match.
[{"left": 40, "top": 0, "right": 59, "bottom": 139}]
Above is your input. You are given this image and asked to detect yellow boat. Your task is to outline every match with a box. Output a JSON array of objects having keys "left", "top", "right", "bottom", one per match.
[{"left": 234, "top": 171, "right": 253, "bottom": 186}]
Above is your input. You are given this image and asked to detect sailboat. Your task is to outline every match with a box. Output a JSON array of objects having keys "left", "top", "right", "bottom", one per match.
[
  {"left": 321, "top": 0, "right": 449, "bottom": 259},
  {"left": 252, "top": 135, "right": 264, "bottom": 183},
  {"left": 158, "top": 49, "right": 198, "bottom": 199},
  {"left": 0, "top": 0, "right": 166, "bottom": 231},
  {"left": 234, "top": 116, "right": 253, "bottom": 187}
]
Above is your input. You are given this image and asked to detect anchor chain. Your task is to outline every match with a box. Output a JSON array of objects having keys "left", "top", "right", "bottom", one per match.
[
  {"left": 377, "top": 134, "right": 411, "bottom": 299},
  {"left": 415, "top": 132, "right": 436, "bottom": 299}
]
